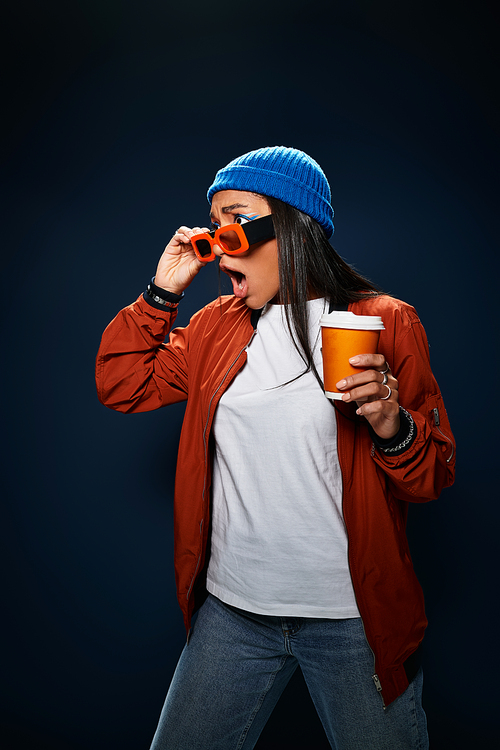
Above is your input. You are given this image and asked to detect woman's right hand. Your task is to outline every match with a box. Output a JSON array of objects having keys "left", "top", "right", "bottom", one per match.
[{"left": 154, "top": 226, "right": 210, "bottom": 295}]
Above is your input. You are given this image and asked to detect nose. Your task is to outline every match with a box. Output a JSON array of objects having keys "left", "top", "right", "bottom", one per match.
[{"left": 213, "top": 242, "right": 224, "bottom": 257}]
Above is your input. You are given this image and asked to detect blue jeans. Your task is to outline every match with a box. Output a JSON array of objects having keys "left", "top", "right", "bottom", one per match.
[{"left": 149, "top": 594, "right": 428, "bottom": 750}]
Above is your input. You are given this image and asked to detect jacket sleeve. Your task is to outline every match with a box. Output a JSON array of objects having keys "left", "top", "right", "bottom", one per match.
[
  {"left": 371, "top": 301, "right": 456, "bottom": 502},
  {"left": 95, "top": 294, "right": 190, "bottom": 413}
]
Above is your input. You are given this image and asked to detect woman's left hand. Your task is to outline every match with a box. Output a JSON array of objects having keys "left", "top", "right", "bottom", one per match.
[{"left": 336, "top": 353, "right": 400, "bottom": 440}]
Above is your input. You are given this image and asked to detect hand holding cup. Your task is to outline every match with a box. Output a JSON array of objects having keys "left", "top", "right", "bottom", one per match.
[
  {"left": 320, "top": 311, "right": 400, "bottom": 439},
  {"left": 336, "top": 353, "right": 401, "bottom": 440}
]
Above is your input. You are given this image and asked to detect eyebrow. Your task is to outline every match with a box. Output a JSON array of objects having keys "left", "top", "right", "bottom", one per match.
[{"left": 210, "top": 202, "right": 249, "bottom": 218}]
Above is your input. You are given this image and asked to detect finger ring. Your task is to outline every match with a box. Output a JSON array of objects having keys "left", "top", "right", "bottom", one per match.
[
  {"left": 381, "top": 385, "right": 392, "bottom": 400},
  {"left": 380, "top": 363, "right": 390, "bottom": 375},
  {"left": 381, "top": 372, "right": 388, "bottom": 386}
]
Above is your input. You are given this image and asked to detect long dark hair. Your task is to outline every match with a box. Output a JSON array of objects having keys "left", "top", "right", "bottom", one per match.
[{"left": 264, "top": 195, "right": 381, "bottom": 388}]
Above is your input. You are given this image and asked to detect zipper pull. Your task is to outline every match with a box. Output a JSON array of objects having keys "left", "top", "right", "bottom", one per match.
[
  {"left": 433, "top": 407, "right": 440, "bottom": 426},
  {"left": 372, "top": 674, "right": 386, "bottom": 708}
]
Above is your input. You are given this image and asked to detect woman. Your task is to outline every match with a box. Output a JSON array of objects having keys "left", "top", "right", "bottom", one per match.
[{"left": 96, "top": 146, "right": 455, "bottom": 750}]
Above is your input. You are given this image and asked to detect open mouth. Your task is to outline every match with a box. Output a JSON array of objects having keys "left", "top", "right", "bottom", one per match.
[{"left": 220, "top": 265, "right": 248, "bottom": 298}]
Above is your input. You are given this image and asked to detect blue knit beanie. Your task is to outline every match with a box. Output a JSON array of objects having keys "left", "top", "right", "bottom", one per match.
[{"left": 207, "top": 146, "right": 334, "bottom": 238}]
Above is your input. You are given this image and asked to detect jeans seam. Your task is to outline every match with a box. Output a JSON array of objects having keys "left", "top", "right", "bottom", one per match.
[
  {"left": 413, "top": 671, "right": 428, "bottom": 750},
  {"left": 235, "top": 654, "right": 289, "bottom": 750},
  {"left": 405, "top": 670, "right": 426, "bottom": 750}
]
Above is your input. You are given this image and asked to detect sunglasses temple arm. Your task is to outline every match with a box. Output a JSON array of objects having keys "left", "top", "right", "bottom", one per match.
[{"left": 243, "top": 214, "right": 275, "bottom": 245}]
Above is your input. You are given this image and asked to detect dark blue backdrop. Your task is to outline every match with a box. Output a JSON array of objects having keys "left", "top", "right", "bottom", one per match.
[{"left": 2, "top": 2, "right": 498, "bottom": 748}]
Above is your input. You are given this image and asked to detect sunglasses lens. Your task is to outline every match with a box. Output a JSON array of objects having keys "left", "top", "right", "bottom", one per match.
[
  {"left": 218, "top": 228, "right": 244, "bottom": 253},
  {"left": 194, "top": 238, "right": 213, "bottom": 258}
]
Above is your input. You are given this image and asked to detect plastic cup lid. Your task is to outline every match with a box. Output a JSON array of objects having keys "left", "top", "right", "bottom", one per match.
[{"left": 320, "top": 311, "right": 385, "bottom": 330}]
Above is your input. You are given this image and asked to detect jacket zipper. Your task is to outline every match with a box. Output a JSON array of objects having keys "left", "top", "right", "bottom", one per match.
[
  {"left": 352, "top": 584, "right": 386, "bottom": 709},
  {"left": 432, "top": 407, "right": 454, "bottom": 463},
  {"left": 339, "top": 410, "right": 386, "bottom": 710},
  {"left": 372, "top": 674, "right": 386, "bottom": 708},
  {"left": 186, "top": 327, "right": 258, "bottom": 607}
]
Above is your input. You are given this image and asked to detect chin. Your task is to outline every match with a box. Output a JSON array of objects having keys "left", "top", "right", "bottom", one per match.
[
  {"left": 243, "top": 299, "right": 261, "bottom": 310},
  {"left": 243, "top": 291, "right": 280, "bottom": 309}
]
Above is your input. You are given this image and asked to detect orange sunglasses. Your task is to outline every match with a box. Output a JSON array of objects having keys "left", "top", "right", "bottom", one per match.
[{"left": 191, "top": 214, "right": 275, "bottom": 262}]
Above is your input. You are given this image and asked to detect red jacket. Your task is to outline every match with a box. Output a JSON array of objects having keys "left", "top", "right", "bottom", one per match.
[{"left": 96, "top": 292, "right": 455, "bottom": 706}]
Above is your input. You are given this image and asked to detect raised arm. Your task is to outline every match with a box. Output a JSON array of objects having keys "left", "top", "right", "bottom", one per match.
[{"left": 96, "top": 224, "right": 210, "bottom": 413}]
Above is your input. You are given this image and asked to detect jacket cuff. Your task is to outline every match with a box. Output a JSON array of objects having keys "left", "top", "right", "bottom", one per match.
[
  {"left": 143, "top": 277, "right": 184, "bottom": 311},
  {"left": 369, "top": 407, "right": 417, "bottom": 457}
]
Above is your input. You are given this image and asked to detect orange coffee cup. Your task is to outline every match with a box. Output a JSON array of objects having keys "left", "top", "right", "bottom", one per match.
[{"left": 320, "top": 311, "right": 385, "bottom": 399}]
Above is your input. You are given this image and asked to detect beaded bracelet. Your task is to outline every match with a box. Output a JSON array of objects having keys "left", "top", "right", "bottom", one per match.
[{"left": 379, "top": 407, "right": 415, "bottom": 454}]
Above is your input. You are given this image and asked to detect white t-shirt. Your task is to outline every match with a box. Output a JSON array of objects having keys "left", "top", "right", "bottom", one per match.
[{"left": 206, "top": 298, "right": 360, "bottom": 618}]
